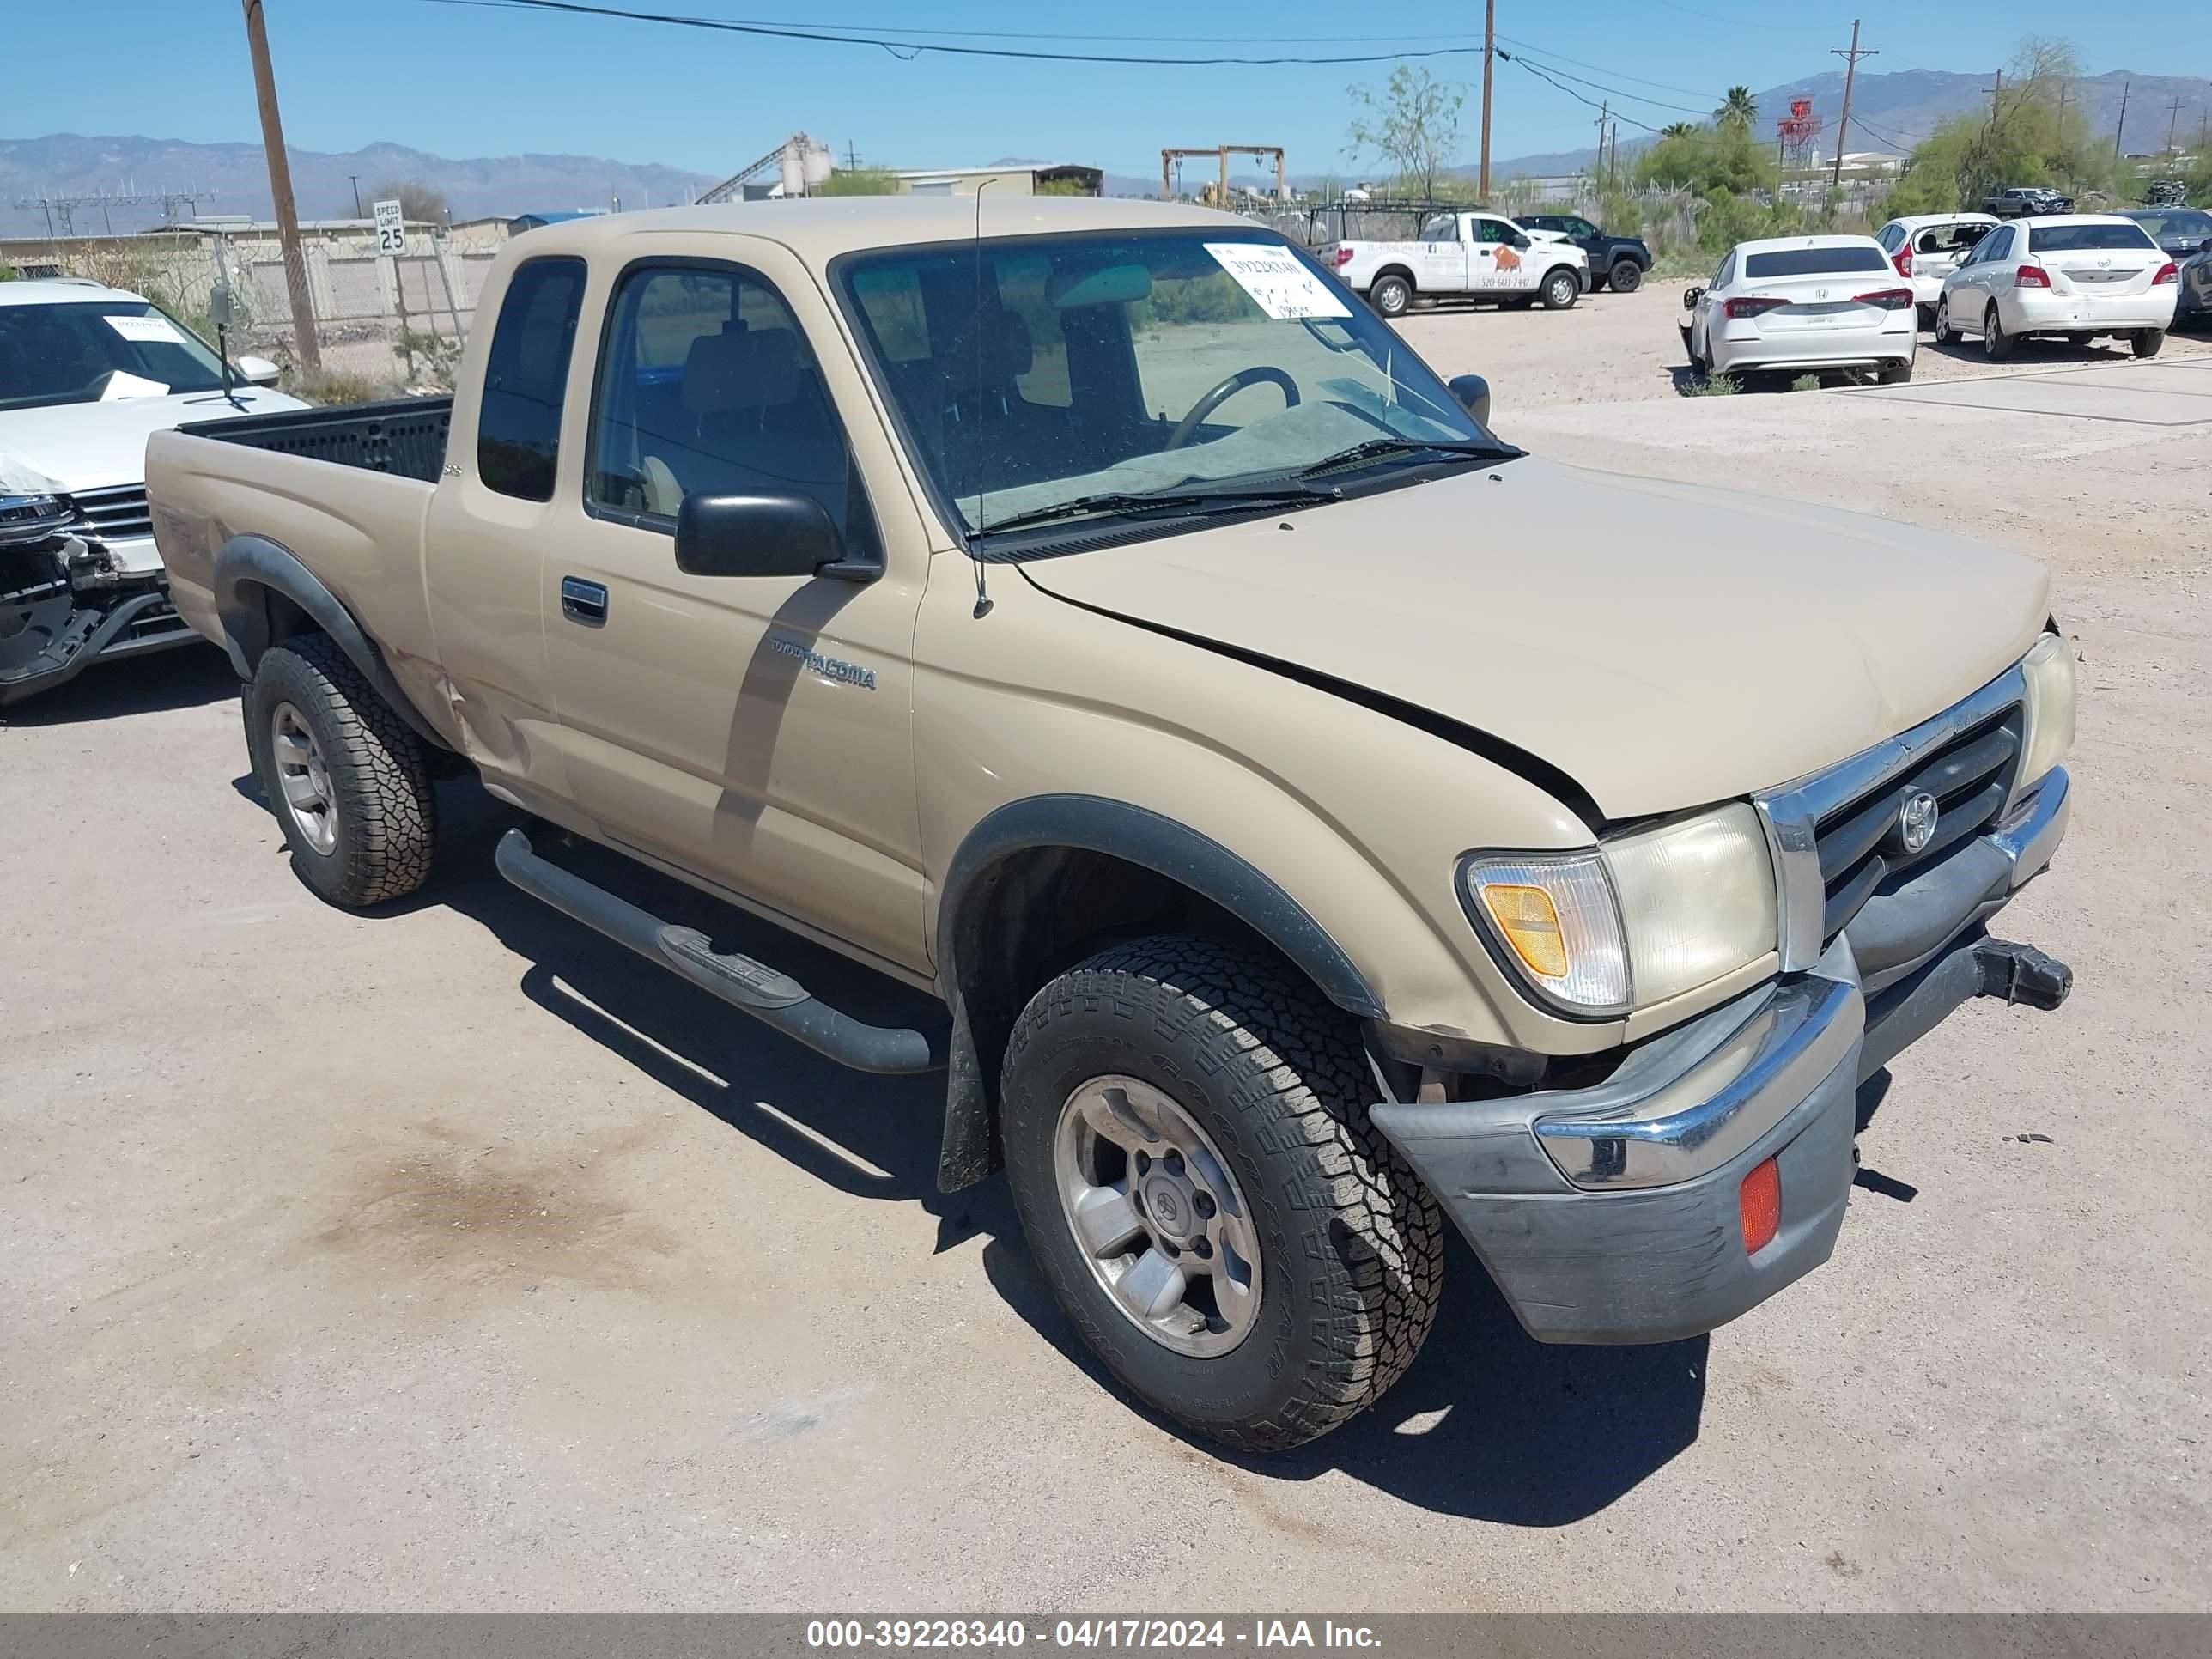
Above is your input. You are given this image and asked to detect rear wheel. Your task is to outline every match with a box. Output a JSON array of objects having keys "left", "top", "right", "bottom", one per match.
[
  {"left": 1607, "top": 258, "right": 1644, "bottom": 294},
  {"left": 1983, "top": 304, "right": 2015, "bottom": 360},
  {"left": 2133, "top": 328, "right": 2166, "bottom": 359},
  {"left": 1000, "top": 936, "right": 1443, "bottom": 1451},
  {"left": 1369, "top": 273, "right": 1413, "bottom": 318},
  {"left": 245, "top": 634, "right": 437, "bottom": 908},
  {"left": 1540, "top": 267, "right": 1581, "bottom": 310}
]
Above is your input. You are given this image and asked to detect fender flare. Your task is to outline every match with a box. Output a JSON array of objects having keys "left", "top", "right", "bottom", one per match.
[
  {"left": 212, "top": 532, "right": 451, "bottom": 750},
  {"left": 929, "top": 793, "right": 1383, "bottom": 1192}
]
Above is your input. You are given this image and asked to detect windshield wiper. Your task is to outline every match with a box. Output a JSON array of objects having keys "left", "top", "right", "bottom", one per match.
[
  {"left": 973, "top": 481, "right": 1340, "bottom": 539},
  {"left": 1294, "top": 435, "right": 1524, "bottom": 479}
]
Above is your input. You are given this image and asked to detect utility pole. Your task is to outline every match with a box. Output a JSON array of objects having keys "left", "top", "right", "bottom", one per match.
[
  {"left": 2114, "top": 80, "right": 2130, "bottom": 157},
  {"left": 1831, "top": 20, "right": 1875, "bottom": 189},
  {"left": 1984, "top": 70, "right": 2003, "bottom": 130},
  {"left": 1479, "top": 0, "right": 1496, "bottom": 199},
  {"left": 240, "top": 0, "right": 320, "bottom": 373},
  {"left": 2166, "top": 96, "right": 2185, "bottom": 156},
  {"left": 1595, "top": 102, "right": 1609, "bottom": 190},
  {"left": 348, "top": 174, "right": 362, "bottom": 217}
]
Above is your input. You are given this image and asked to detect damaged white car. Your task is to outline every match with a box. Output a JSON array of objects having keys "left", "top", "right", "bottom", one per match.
[{"left": 1, "top": 277, "right": 304, "bottom": 705}]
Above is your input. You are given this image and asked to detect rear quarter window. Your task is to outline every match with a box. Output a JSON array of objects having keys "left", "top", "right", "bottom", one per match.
[
  {"left": 1743, "top": 246, "right": 1888, "bottom": 278},
  {"left": 477, "top": 257, "right": 586, "bottom": 501}
]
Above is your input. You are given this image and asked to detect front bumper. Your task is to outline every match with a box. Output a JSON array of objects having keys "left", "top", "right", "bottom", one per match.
[{"left": 1373, "top": 767, "right": 2072, "bottom": 1345}]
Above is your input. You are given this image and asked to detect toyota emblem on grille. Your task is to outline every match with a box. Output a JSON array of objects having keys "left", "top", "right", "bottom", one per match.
[{"left": 1897, "top": 791, "right": 1940, "bottom": 854}]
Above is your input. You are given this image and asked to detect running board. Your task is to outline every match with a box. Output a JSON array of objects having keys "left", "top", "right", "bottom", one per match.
[{"left": 495, "top": 829, "right": 947, "bottom": 1075}]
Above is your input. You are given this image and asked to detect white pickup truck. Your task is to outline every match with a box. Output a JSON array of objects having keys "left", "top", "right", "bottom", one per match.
[{"left": 1326, "top": 210, "right": 1589, "bottom": 318}]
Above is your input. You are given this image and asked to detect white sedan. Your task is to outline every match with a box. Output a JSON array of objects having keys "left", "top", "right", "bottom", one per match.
[
  {"left": 1682, "top": 235, "right": 1917, "bottom": 384},
  {"left": 1935, "top": 215, "right": 2178, "bottom": 359}
]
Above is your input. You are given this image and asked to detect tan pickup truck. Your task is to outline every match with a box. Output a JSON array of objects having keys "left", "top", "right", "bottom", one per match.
[{"left": 146, "top": 197, "right": 2077, "bottom": 1452}]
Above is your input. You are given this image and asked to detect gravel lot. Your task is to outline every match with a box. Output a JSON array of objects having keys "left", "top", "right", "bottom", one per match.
[{"left": 4, "top": 285, "right": 2209, "bottom": 1615}]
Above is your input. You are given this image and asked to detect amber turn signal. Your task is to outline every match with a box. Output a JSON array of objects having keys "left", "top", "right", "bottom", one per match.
[{"left": 1740, "top": 1155, "right": 1781, "bottom": 1255}]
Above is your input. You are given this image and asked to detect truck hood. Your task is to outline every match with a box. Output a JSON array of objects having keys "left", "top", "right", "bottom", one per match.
[
  {"left": 0, "top": 387, "right": 308, "bottom": 495},
  {"left": 1019, "top": 457, "right": 2050, "bottom": 821}
]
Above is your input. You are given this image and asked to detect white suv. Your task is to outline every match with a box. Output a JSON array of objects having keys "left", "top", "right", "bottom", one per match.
[
  {"left": 1935, "top": 216, "right": 2179, "bottom": 360},
  {"left": 0, "top": 277, "right": 304, "bottom": 704}
]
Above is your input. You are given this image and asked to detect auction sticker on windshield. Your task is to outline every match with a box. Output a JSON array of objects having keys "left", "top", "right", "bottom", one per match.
[
  {"left": 102, "top": 313, "right": 187, "bottom": 344},
  {"left": 1204, "top": 243, "right": 1351, "bottom": 320}
]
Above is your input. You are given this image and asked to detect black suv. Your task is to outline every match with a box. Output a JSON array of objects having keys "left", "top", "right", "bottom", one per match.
[
  {"left": 1517, "top": 215, "right": 1652, "bottom": 292},
  {"left": 1984, "top": 186, "right": 2075, "bottom": 218}
]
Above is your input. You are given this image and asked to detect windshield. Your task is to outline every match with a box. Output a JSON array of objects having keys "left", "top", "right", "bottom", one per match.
[
  {"left": 0, "top": 300, "right": 228, "bottom": 412},
  {"left": 836, "top": 230, "right": 1496, "bottom": 540},
  {"left": 2027, "top": 222, "right": 2158, "bottom": 252},
  {"left": 2128, "top": 210, "right": 2212, "bottom": 242},
  {"left": 1743, "top": 246, "right": 1887, "bottom": 278}
]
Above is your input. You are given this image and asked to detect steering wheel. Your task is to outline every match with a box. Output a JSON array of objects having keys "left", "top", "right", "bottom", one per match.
[{"left": 1166, "top": 366, "right": 1300, "bottom": 450}]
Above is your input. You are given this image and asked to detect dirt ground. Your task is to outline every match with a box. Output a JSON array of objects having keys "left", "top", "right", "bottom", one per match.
[{"left": 4, "top": 285, "right": 2209, "bottom": 1615}]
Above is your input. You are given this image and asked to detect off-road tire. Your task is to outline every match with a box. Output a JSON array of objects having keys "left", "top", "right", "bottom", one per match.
[
  {"left": 245, "top": 634, "right": 436, "bottom": 908},
  {"left": 1984, "top": 304, "right": 2016, "bottom": 360},
  {"left": 1540, "top": 267, "right": 1581, "bottom": 310},
  {"left": 1369, "top": 273, "right": 1413, "bottom": 318},
  {"left": 2133, "top": 328, "right": 2166, "bottom": 359},
  {"left": 1000, "top": 935, "right": 1444, "bottom": 1452},
  {"left": 1608, "top": 258, "right": 1644, "bottom": 294}
]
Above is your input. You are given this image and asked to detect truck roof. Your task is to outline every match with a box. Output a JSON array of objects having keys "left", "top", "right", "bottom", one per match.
[{"left": 507, "top": 194, "right": 1250, "bottom": 264}]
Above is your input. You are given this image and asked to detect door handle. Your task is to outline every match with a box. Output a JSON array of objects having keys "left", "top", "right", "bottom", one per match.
[{"left": 560, "top": 577, "right": 608, "bottom": 626}]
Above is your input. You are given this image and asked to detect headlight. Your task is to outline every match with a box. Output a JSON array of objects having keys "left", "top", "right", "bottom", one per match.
[
  {"left": 2016, "top": 630, "right": 2075, "bottom": 793},
  {"left": 1462, "top": 803, "right": 1778, "bottom": 1019}
]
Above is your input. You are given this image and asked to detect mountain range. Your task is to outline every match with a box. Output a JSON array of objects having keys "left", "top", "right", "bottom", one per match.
[{"left": 4, "top": 64, "right": 2207, "bottom": 238}]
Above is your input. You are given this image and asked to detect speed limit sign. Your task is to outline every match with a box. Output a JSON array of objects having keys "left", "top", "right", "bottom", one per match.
[{"left": 374, "top": 198, "right": 405, "bottom": 254}]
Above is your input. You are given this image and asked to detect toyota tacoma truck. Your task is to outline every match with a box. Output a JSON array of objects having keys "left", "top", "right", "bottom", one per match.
[
  {"left": 1, "top": 276, "right": 301, "bottom": 705},
  {"left": 145, "top": 198, "right": 2076, "bottom": 1452},
  {"left": 1325, "top": 209, "right": 1588, "bottom": 317}
]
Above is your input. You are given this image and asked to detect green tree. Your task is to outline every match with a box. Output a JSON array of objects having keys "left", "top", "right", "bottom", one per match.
[
  {"left": 1875, "top": 38, "right": 2119, "bottom": 220},
  {"left": 1635, "top": 124, "right": 1778, "bottom": 196},
  {"left": 369, "top": 179, "right": 449, "bottom": 222},
  {"left": 1345, "top": 64, "right": 1467, "bottom": 200},
  {"left": 812, "top": 166, "right": 902, "bottom": 197},
  {"left": 1661, "top": 122, "right": 1699, "bottom": 140},
  {"left": 1714, "top": 87, "right": 1759, "bottom": 133}
]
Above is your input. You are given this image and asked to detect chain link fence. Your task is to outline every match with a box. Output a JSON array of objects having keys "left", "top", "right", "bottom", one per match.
[{"left": 3, "top": 223, "right": 509, "bottom": 394}]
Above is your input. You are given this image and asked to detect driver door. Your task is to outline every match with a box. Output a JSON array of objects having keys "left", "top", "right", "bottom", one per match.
[{"left": 1471, "top": 217, "right": 1525, "bottom": 292}]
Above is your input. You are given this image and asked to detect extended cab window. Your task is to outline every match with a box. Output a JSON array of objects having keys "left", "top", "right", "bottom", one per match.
[
  {"left": 1419, "top": 214, "right": 1458, "bottom": 242},
  {"left": 586, "top": 264, "right": 860, "bottom": 542},
  {"left": 477, "top": 257, "right": 586, "bottom": 501}
]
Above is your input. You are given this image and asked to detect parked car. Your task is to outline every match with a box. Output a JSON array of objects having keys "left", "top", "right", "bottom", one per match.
[
  {"left": 2117, "top": 206, "right": 2212, "bottom": 264},
  {"left": 1516, "top": 213, "right": 1653, "bottom": 293},
  {"left": 148, "top": 197, "right": 2076, "bottom": 1453},
  {"left": 2175, "top": 241, "right": 2212, "bottom": 330},
  {"left": 1985, "top": 186, "right": 2075, "bottom": 218},
  {"left": 1681, "top": 234, "right": 1917, "bottom": 383},
  {"left": 1874, "top": 212, "right": 2001, "bottom": 324},
  {"left": 1935, "top": 215, "right": 2178, "bottom": 359},
  {"left": 1327, "top": 210, "right": 1588, "bottom": 316},
  {"left": 0, "top": 276, "right": 304, "bottom": 705},
  {"left": 2145, "top": 179, "right": 2187, "bottom": 208}
]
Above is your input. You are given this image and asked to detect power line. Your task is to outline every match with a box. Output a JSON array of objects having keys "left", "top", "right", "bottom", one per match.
[
  {"left": 1485, "top": 47, "right": 1714, "bottom": 117},
  {"left": 1501, "top": 53, "right": 1669, "bottom": 136},
  {"left": 423, "top": 0, "right": 1498, "bottom": 65},
  {"left": 1492, "top": 35, "right": 1720, "bottom": 103}
]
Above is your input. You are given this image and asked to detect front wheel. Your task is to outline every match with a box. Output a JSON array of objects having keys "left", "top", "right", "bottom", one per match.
[
  {"left": 1933, "top": 296, "right": 1960, "bottom": 346},
  {"left": 1000, "top": 937, "right": 1443, "bottom": 1452},
  {"left": 245, "top": 633, "right": 438, "bottom": 908},
  {"left": 1540, "top": 267, "right": 1581, "bottom": 310},
  {"left": 1608, "top": 258, "right": 1644, "bottom": 294},
  {"left": 2133, "top": 328, "right": 2166, "bottom": 359},
  {"left": 1369, "top": 273, "right": 1413, "bottom": 318}
]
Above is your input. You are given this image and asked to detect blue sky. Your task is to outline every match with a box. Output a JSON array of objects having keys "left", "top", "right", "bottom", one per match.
[{"left": 8, "top": 1, "right": 2202, "bottom": 177}]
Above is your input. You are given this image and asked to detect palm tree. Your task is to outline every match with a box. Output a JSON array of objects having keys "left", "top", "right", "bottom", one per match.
[
  {"left": 1714, "top": 87, "right": 1759, "bottom": 132},
  {"left": 1662, "top": 122, "right": 1699, "bottom": 139}
]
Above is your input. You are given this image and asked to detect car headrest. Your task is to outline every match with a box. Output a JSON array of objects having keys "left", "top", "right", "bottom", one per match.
[
  {"left": 945, "top": 301, "right": 1033, "bottom": 392},
  {"left": 681, "top": 326, "right": 807, "bottom": 415}
]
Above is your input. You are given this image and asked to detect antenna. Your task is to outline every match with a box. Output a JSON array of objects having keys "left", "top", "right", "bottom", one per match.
[{"left": 967, "top": 179, "right": 994, "bottom": 619}]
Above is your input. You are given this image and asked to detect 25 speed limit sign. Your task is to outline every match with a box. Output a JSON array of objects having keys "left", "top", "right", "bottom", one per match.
[{"left": 374, "top": 199, "right": 405, "bottom": 254}]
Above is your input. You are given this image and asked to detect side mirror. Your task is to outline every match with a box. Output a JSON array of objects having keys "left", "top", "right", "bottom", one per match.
[
  {"left": 1447, "top": 374, "right": 1492, "bottom": 428},
  {"left": 1510, "top": 233, "right": 1532, "bottom": 249},
  {"left": 2199, "top": 237, "right": 2212, "bottom": 253},
  {"left": 675, "top": 491, "right": 846, "bottom": 580},
  {"left": 235, "top": 355, "right": 282, "bottom": 386},
  {"left": 1682, "top": 285, "right": 1706, "bottom": 310}
]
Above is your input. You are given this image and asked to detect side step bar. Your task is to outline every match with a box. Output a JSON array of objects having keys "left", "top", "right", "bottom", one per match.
[{"left": 495, "top": 829, "right": 946, "bottom": 1075}]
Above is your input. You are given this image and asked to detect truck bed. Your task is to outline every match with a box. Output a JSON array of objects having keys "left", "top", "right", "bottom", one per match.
[{"left": 176, "top": 395, "right": 453, "bottom": 483}]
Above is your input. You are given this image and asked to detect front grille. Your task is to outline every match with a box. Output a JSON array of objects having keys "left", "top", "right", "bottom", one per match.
[
  {"left": 66, "top": 483, "right": 154, "bottom": 545},
  {"left": 1813, "top": 705, "right": 2024, "bottom": 940}
]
